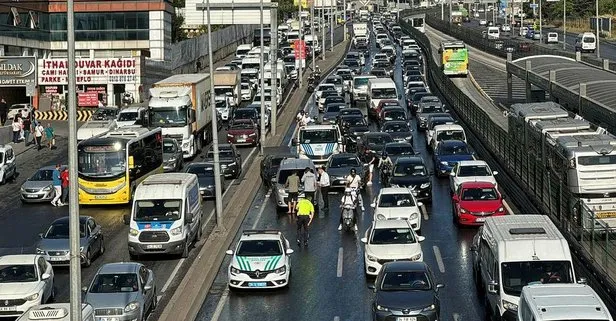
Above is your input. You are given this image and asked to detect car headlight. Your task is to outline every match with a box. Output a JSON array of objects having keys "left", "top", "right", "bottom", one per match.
[
  {"left": 43, "top": 185, "right": 53, "bottom": 191},
  {"left": 410, "top": 213, "right": 418, "bottom": 220},
  {"left": 249, "top": 133, "right": 257, "bottom": 136},
  {"left": 227, "top": 134, "right": 233, "bottom": 137},
  {"left": 170, "top": 226, "right": 182, "bottom": 236},
  {"left": 410, "top": 252, "right": 422, "bottom": 261},
  {"left": 124, "top": 301, "right": 140, "bottom": 313},
  {"left": 460, "top": 208, "right": 468, "bottom": 214},
  {"left": 299, "top": 150, "right": 306, "bottom": 155},
  {"left": 421, "top": 304, "right": 436, "bottom": 312},
  {"left": 25, "top": 293, "right": 39, "bottom": 301},
  {"left": 278, "top": 188, "right": 286, "bottom": 194},
  {"left": 206, "top": 185, "right": 214, "bottom": 189},
  {"left": 129, "top": 228, "right": 139, "bottom": 236},
  {"left": 498, "top": 207, "right": 505, "bottom": 212},
  {"left": 274, "top": 266, "right": 286, "bottom": 274},
  {"left": 168, "top": 157, "right": 176, "bottom": 163},
  {"left": 376, "top": 214, "right": 386, "bottom": 220},
  {"left": 229, "top": 162, "right": 237, "bottom": 167},
  {"left": 502, "top": 300, "right": 518, "bottom": 312},
  {"left": 440, "top": 161, "right": 448, "bottom": 166},
  {"left": 79, "top": 246, "right": 84, "bottom": 252},
  {"left": 36, "top": 248, "right": 45, "bottom": 254},
  {"left": 420, "top": 182, "right": 431, "bottom": 189},
  {"left": 230, "top": 266, "right": 241, "bottom": 274},
  {"left": 405, "top": 136, "right": 413, "bottom": 141},
  {"left": 376, "top": 305, "right": 390, "bottom": 311},
  {"left": 182, "top": 141, "right": 190, "bottom": 148},
  {"left": 367, "top": 254, "right": 378, "bottom": 262}
]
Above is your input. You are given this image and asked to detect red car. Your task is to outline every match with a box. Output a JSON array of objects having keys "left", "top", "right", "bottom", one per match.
[
  {"left": 371, "top": 99, "right": 401, "bottom": 120},
  {"left": 452, "top": 181, "right": 506, "bottom": 226},
  {"left": 227, "top": 119, "right": 259, "bottom": 146}
]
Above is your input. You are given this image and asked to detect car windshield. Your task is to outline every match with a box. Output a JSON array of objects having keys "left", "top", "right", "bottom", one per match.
[
  {"left": 383, "top": 124, "right": 410, "bottom": 133},
  {"left": 354, "top": 78, "right": 371, "bottom": 87},
  {"left": 370, "top": 228, "right": 416, "bottom": 244},
  {"left": 208, "top": 150, "right": 234, "bottom": 158},
  {"left": 149, "top": 106, "right": 188, "bottom": 127},
  {"left": 325, "top": 77, "right": 343, "bottom": 85},
  {"left": 346, "top": 60, "right": 359, "bottom": 67},
  {"left": 381, "top": 271, "right": 431, "bottom": 291},
  {"left": 373, "top": 61, "right": 390, "bottom": 68},
  {"left": 163, "top": 141, "right": 177, "bottom": 153},
  {"left": 299, "top": 129, "right": 337, "bottom": 144},
  {"left": 378, "top": 193, "right": 415, "bottom": 207},
  {"left": 382, "top": 111, "right": 406, "bottom": 121},
  {"left": 340, "top": 109, "right": 362, "bottom": 117},
  {"left": 318, "top": 85, "right": 335, "bottom": 91},
  {"left": 583, "top": 37, "right": 595, "bottom": 43},
  {"left": 342, "top": 117, "right": 365, "bottom": 126},
  {"left": 367, "top": 135, "right": 393, "bottom": 145},
  {"left": 326, "top": 104, "right": 345, "bottom": 113},
  {"left": 0, "top": 265, "right": 37, "bottom": 283},
  {"left": 233, "top": 109, "right": 256, "bottom": 119},
  {"left": 436, "top": 130, "right": 465, "bottom": 141},
  {"left": 371, "top": 70, "right": 387, "bottom": 77},
  {"left": 89, "top": 273, "right": 139, "bottom": 293},
  {"left": 236, "top": 240, "right": 282, "bottom": 256},
  {"left": 134, "top": 199, "right": 181, "bottom": 221},
  {"left": 230, "top": 121, "right": 254, "bottom": 130},
  {"left": 459, "top": 165, "right": 491, "bottom": 177},
  {"left": 118, "top": 112, "right": 138, "bottom": 121},
  {"left": 501, "top": 261, "right": 573, "bottom": 296},
  {"left": 461, "top": 187, "right": 498, "bottom": 201},
  {"left": 241, "top": 84, "right": 250, "bottom": 90},
  {"left": 407, "top": 76, "right": 423, "bottom": 82},
  {"left": 420, "top": 105, "right": 444, "bottom": 113},
  {"left": 326, "top": 97, "right": 345, "bottom": 104},
  {"left": 393, "top": 164, "right": 426, "bottom": 177},
  {"left": 439, "top": 144, "right": 469, "bottom": 155},
  {"left": 385, "top": 145, "right": 415, "bottom": 155},
  {"left": 330, "top": 156, "right": 360, "bottom": 168},
  {"left": 30, "top": 169, "right": 54, "bottom": 181},
  {"left": 45, "top": 222, "right": 86, "bottom": 238},
  {"left": 412, "top": 93, "right": 429, "bottom": 101},
  {"left": 186, "top": 165, "right": 215, "bottom": 177}
]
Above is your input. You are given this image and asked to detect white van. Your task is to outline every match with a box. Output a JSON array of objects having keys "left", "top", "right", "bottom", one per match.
[
  {"left": 367, "top": 78, "right": 398, "bottom": 113},
  {"left": 235, "top": 44, "right": 253, "bottom": 59},
  {"left": 518, "top": 284, "right": 612, "bottom": 321},
  {"left": 127, "top": 173, "right": 203, "bottom": 259},
  {"left": 17, "top": 303, "right": 94, "bottom": 321},
  {"left": 471, "top": 215, "right": 583, "bottom": 321},
  {"left": 575, "top": 32, "right": 597, "bottom": 53},
  {"left": 116, "top": 106, "right": 146, "bottom": 128},
  {"left": 292, "top": 124, "right": 343, "bottom": 163},
  {"left": 487, "top": 26, "right": 500, "bottom": 39},
  {"left": 77, "top": 119, "right": 117, "bottom": 142}
]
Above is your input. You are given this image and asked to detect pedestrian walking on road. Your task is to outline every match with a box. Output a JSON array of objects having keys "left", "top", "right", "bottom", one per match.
[
  {"left": 285, "top": 170, "right": 300, "bottom": 214},
  {"left": 301, "top": 167, "right": 317, "bottom": 205},
  {"left": 34, "top": 122, "right": 44, "bottom": 150},
  {"left": 22, "top": 115, "right": 31, "bottom": 146},
  {"left": 317, "top": 166, "right": 330, "bottom": 210},
  {"left": 44, "top": 123, "right": 55, "bottom": 149},
  {"left": 51, "top": 164, "right": 63, "bottom": 207},
  {"left": 60, "top": 167, "right": 69, "bottom": 205},
  {"left": 11, "top": 116, "right": 21, "bottom": 143},
  {"left": 0, "top": 98, "right": 7, "bottom": 125}
]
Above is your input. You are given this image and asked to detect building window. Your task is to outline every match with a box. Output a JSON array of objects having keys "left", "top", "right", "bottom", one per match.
[{"left": 48, "top": 12, "right": 150, "bottom": 41}]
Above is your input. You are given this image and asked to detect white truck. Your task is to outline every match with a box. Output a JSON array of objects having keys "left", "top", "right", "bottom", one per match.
[
  {"left": 148, "top": 73, "right": 212, "bottom": 159},
  {"left": 353, "top": 22, "right": 368, "bottom": 37},
  {"left": 214, "top": 70, "right": 241, "bottom": 107},
  {"left": 77, "top": 119, "right": 117, "bottom": 142},
  {"left": 359, "top": 10, "right": 369, "bottom": 22},
  {"left": 262, "top": 60, "right": 287, "bottom": 89},
  {"left": 304, "top": 34, "right": 321, "bottom": 55}
]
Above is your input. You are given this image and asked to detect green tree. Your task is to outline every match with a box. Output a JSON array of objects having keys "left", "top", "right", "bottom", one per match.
[{"left": 171, "top": 0, "right": 188, "bottom": 43}]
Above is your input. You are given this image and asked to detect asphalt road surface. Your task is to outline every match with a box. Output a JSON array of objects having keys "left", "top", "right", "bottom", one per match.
[{"left": 195, "top": 24, "right": 489, "bottom": 321}]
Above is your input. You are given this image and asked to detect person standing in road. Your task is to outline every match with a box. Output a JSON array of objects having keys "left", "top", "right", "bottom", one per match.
[
  {"left": 51, "top": 164, "right": 63, "bottom": 207},
  {"left": 44, "top": 123, "right": 55, "bottom": 149},
  {"left": 285, "top": 170, "right": 300, "bottom": 214},
  {"left": 60, "top": 166, "right": 69, "bottom": 205},
  {"left": 22, "top": 114, "right": 31, "bottom": 146},
  {"left": 34, "top": 122, "right": 44, "bottom": 150},
  {"left": 301, "top": 167, "right": 317, "bottom": 204},
  {"left": 11, "top": 116, "right": 21, "bottom": 143},
  {"left": 0, "top": 98, "right": 7, "bottom": 125},
  {"left": 295, "top": 195, "right": 314, "bottom": 246},
  {"left": 317, "top": 166, "right": 330, "bottom": 210}
]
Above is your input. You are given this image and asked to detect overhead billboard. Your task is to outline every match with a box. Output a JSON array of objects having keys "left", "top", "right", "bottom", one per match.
[
  {"left": 0, "top": 56, "right": 36, "bottom": 87},
  {"left": 185, "top": 0, "right": 272, "bottom": 26}
]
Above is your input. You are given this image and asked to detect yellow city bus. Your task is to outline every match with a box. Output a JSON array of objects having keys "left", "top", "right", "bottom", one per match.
[
  {"left": 77, "top": 126, "right": 163, "bottom": 205},
  {"left": 439, "top": 40, "right": 468, "bottom": 77}
]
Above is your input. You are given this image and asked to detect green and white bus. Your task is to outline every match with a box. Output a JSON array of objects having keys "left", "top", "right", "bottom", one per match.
[{"left": 439, "top": 40, "right": 468, "bottom": 77}]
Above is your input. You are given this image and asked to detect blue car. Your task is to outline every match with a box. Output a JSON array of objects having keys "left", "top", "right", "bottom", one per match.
[{"left": 433, "top": 140, "right": 474, "bottom": 177}]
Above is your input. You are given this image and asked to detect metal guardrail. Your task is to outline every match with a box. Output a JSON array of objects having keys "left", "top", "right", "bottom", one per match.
[{"left": 398, "top": 18, "right": 616, "bottom": 315}]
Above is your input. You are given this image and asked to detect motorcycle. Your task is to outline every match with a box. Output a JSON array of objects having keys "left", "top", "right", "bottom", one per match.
[
  {"left": 380, "top": 166, "right": 392, "bottom": 188},
  {"left": 341, "top": 204, "right": 356, "bottom": 232},
  {"left": 313, "top": 71, "right": 321, "bottom": 82},
  {"left": 307, "top": 76, "right": 315, "bottom": 93},
  {"left": 122, "top": 92, "right": 134, "bottom": 106}
]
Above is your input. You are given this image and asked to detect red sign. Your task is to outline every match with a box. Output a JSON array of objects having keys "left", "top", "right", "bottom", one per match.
[
  {"left": 293, "top": 40, "right": 307, "bottom": 59},
  {"left": 78, "top": 92, "right": 99, "bottom": 107}
]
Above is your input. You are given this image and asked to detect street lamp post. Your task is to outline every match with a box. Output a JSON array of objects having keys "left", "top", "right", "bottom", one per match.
[
  {"left": 330, "top": 0, "right": 334, "bottom": 51},
  {"left": 298, "top": 1, "right": 303, "bottom": 88},
  {"left": 595, "top": 0, "right": 600, "bottom": 58},
  {"left": 311, "top": 2, "right": 316, "bottom": 71},
  {"left": 563, "top": 0, "right": 566, "bottom": 50},
  {"left": 260, "top": 0, "right": 266, "bottom": 152},
  {"left": 539, "top": 0, "right": 542, "bottom": 43}
]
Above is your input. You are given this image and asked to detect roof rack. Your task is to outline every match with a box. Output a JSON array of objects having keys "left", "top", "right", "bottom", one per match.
[
  {"left": 142, "top": 179, "right": 184, "bottom": 186},
  {"left": 242, "top": 229, "right": 281, "bottom": 235},
  {"left": 509, "top": 227, "right": 546, "bottom": 235}
]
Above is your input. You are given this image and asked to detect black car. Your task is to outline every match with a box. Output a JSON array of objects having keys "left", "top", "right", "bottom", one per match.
[
  {"left": 389, "top": 156, "right": 432, "bottom": 201},
  {"left": 344, "top": 59, "right": 361, "bottom": 75},
  {"left": 326, "top": 153, "right": 364, "bottom": 188},
  {"left": 383, "top": 142, "right": 416, "bottom": 162},
  {"left": 357, "top": 132, "right": 394, "bottom": 162},
  {"left": 322, "top": 103, "right": 347, "bottom": 124},
  {"left": 371, "top": 261, "right": 444, "bottom": 321},
  {"left": 338, "top": 107, "right": 364, "bottom": 118},
  {"left": 92, "top": 107, "right": 119, "bottom": 121},
  {"left": 378, "top": 106, "right": 407, "bottom": 128},
  {"left": 408, "top": 92, "right": 432, "bottom": 112},
  {"left": 319, "top": 90, "right": 340, "bottom": 112},
  {"left": 205, "top": 144, "right": 242, "bottom": 179},
  {"left": 260, "top": 147, "right": 296, "bottom": 187},
  {"left": 370, "top": 68, "right": 389, "bottom": 78},
  {"left": 339, "top": 115, "right": 369, "bottom": 153},
  {"left": 184, "top": 162, "right": 226, "bottom": 198},
  {"left": 417, "top": 109, "right": 448, "bottom": 131},
  {"left": 163, "top": 138, "right": 184, "bottom": 172},
  {"left": 381, "top": 120, "right": 413, "bottom": 145}
]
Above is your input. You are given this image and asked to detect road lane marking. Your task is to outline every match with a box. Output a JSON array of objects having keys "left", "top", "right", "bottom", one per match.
[
  {"left": 422, "top": 205, "right": 429, "bottom": 221},
  {"left": 503, "top": 199, "right": 514, "bottom": 215},
  {"left": 334, "top": 317, "right": 340, "bottom": 321},
  {"left": 251, "top": 192, "right": 271, "bottom": 229},
  {"left": 337, "top": 247, "right": 344, "bottom": 277},
  {"left": 211, "top": 288, "right": 230, "bottom": 321},
  {"left": 433, "top": 245, "right": 446, "bottom": 273},
  {"left": 453, "top": 313, "right": 461, "bottom": 321},
  {"left": 160, "top": 257, "right": 185, "bottom": 294}
]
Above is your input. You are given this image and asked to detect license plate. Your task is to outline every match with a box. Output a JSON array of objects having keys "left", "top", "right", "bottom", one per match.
[
  {"left": 0, "top": 307, "right": 16, "bottom": 312},
  {"left": 146, "top": 244, "right": 163, "bottom": 249},
  {"left": 98, "top": 318, "right": 119, "bottom": 321},
  {"left": 596, "top": 212, "right": 616, "bottom": 219},
  {"left": 475, "top": 218, "right": 486, "bottom": 222},
  {"left": 94, "top": 195, "right": 107, "bottom": 199},
  {"left": 49, "top": 257, "right": 65, "bottom": 261},
  {"left": 237, "top": 139, "right": 246, "bottom": 143},
  {"left": 25, "top": 194, "right": 38, "bottom": 198},
  {"left": 248, "top": 282, "right": 267, "bottom": 287},
  {"left": 397, "top": 318, "right": 416, "bottom": 321}
]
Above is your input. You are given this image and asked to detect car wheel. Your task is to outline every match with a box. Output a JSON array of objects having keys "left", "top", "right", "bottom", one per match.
[
  {"left": 99, "top": 236, "right": 105, "bottom": 256},
  {"left": 151, "top": 289, "right": 158, "bottom": 311},
  {"left": 49, "top": 286, "right": 56, "bottom": 303},
  {"left": 181, "top": 239, "right": 190, "bottom": 258},
  {"left": 83, "top": 249, "right": 92, "bottom": 267}
]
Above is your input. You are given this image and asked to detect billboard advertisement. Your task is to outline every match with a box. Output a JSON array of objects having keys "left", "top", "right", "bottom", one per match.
[{"left": 0, "top": 56, "right": 36, "bottom": 87}]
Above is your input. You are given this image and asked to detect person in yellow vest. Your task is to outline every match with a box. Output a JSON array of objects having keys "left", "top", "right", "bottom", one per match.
[{"left": 295, "top": 195, "right": 314, "bottom": 246}]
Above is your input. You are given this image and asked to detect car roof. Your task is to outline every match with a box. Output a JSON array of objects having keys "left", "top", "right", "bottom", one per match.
[
  {"left": 457, "top": 160, "right": 488, "bottom": 166},
  {"left": 440, "top": 140, "right": 468, "bottom": 146},
  {"left": 459, "top": 181, "right": 497, "bottom": 189},
  {"left": 394, "top": 156, "right": 424, "bottom": 164},
  {"left": 382, "top": 106, "right": 405, "bottom": 111},
  {"left": 0, "top": 254, "right": 38, "bottom": 265},
  {"left": 383, "top": 261, "right": 429, "bottom": 272},
  {"left": 373, "top": 219, "right": 413, "bottom": 229},
  {"left": 51, "top": 216, "right": 91, "bottom": 225},
  {"left": 279, "top": 158, "right": 315, "bottom": 170},
  {"left": 97, "top": 262, "right": 141, "bottom": 274},
  {"left": 331, "top": 153, "right": 358, "bottom": 159},
  {"left": 382, "top": 120, "right": 409, "bottom": 126},
  {"left": 365, "top": 132, "right": 391, "bottom": 137},
  {"left": 239, "top": 230, "right": 283, "bottom": 241},
  {"left": 379, "top": 187, "right": 413, "bottom": 195}
]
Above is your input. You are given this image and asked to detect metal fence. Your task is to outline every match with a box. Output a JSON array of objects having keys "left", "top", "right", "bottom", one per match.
[{"left": 398, "top": 18, "right": 616, "bottom": 315}]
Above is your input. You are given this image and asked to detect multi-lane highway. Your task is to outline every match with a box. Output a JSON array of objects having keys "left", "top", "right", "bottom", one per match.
[{"left": 194, "top": 24, "right": 514, "bottom": 321}]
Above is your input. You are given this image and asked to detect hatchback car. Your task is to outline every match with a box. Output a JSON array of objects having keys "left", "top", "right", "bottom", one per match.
[
  {"left": 449, "top": 160, "right": 498, "bottom": 193},
  {"left": 205, "top": 144, "right": 242, "bottom": 179},
  {"left": 381, "top": 121, "right": 413, "bottom": 144},
  {"left": 162, "top": 138, "right": 184, "bottom": 172},
  {"left": 326, "top": 153, "right": 364, "bottom": 188},
  {"left": 83, "top": 262, "right": 157, "bottom": 321},
  {"left": 227, "top": 119, "right": 259, "bottom": 146},
  {"left": 36, "top": 216, "right": 105, "bottom": 267},
  {"left": 184, "top": 162, "right": 226, "bottom": 198},
  {"left": 260, "top": 148, "right": 296, "bottom": 187},
  {"left": 452, "top": 181, "right": 506, "bottom": 225},
  {"left": 0, "top": 255, "right": 55, "bottom": 317},
  {"left": 20, "top": 165, "right": 61, "bottom": 203},
  {"left": 433, "top": 140, "right": 475, "bottom": 177},
  {"left": 389, "top": 156, "right": 432, "bottom": 202},
  {"left": 371, "top": 261, "right": 443, "bottom": 321},
  {"left": 371, "top": 187, "right": 423, "bottom": 231},
  {"left": 546, "top": 32, "right": 559, "bottom": 44},
  {"left": 361, "top": 220, "right": 425, "bottom": 276}
]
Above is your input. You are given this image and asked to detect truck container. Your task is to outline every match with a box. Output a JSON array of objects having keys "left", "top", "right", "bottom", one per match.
[{"left": 214, "top": 70, "right": 241, "bottom": 107}]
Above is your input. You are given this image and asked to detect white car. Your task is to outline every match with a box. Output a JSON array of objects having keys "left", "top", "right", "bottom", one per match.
[
  {"left": 215, "top": 99, "right": 230, "bottom": 121},
  {"left": 226, "top": 230, "right": 293, "bottom": 289},
  {"left": 0, "top": 255, "right": 55, "bottom": 317},
  {"left": 6, "top": 104, "right": 33, "bottom": 125},
  {"left": 479, "top": 19, "right": 487, "bottom": 26},
  {"left": 449, "top": 160, "right": 498, "bottom": 193},
  {"left": 240, "top": 82, "right": 253, "bottom": 101},
  {"left": 361, "top": 220, "right": 425, "bottom": 276},
  {"left": 315, "top": 83, "right": 336, "bottom": 100},
  {"left": 429, "top": 124, "right": 466, "bottom": 151},
  {"left": 520, "top": 26, "right": 529, "bottom": 37},
  {"left": 546, "top": 32, "right": 559, "bottom": 44},
  {"left": 501, "top": 24, "right": 511, "bottom": 32},
  {"left": 371, "top": 187, "right": 423, "bottom": 232}
]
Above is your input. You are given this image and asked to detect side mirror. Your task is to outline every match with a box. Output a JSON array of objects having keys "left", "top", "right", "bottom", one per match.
[
  {"left": 144, "top": 284, "right": 153, "bottom": 291},
  {"left": 122, "top": 214, "right": 130, "bottom": 225},
  {"left": 493, "top": 171, "right": 498, "bottom": 175},
  {"left": 367, "top": 283, "right": 375, "bottom": 289},
  {"left": 360, "top": 237, "right": 368, "bottom": 243},
  {"left": 452, "top": 195, "right": 459, "bottom": 202},
  {"left": 370, "top": 202, "right": 376, "bottom": 208},
  {"left": 38, "top": 233, "right": 43, "bottom": 239},
  {"left": 41, "top": 273, "right": 51, "bottom": 280},
  {"left": 82, "top": 286, "right": 88, "bottom": 293},
  {"left": 286, "top": 248, "right": 294, "bottom": 255},
  {"left": 449, "top": 172, "right": 455, "bottom": 177},
  {"left": 577, "top": 277, "right": 587, "bottom": 284},
  {"left": 487, "top": 280, "right": 499, "bottom": 294},
  {"left": 291, "top": 138, "right": 299, "bottom": 146},
  {"left": 185, "top": 213, "right": 194, "bottom": 224},
  {"left": 225, "top": 250, "right": 234, "bottom": 255},
  {"left": 436, "top": 283, "right": 445, "bottom": 291},
  {"left": 417, "top": 202, "right": 423, "bottom": 207},
  {"left": 417, "top": 235, "right": 426, "bottom": 242}
]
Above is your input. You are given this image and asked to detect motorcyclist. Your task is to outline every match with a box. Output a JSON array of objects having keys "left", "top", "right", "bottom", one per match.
[
  {"left": 345, "top": 168, "right": 365, "bottom": 211},
  {"left": 378, "top": 153, "right": 394, "bottom": 187},
  {"left": 314, "top": 65, "right": 321, "bottom": 79},
  {"left": 338, "top": 188, "right": 358, "bottom": 231}
]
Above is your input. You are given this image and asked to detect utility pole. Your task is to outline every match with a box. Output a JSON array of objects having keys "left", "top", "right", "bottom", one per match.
[
  {"left": 563, "top": 0, "right": 566, "bottom": 50},
  {"left": 298, "top": 1, "right": 303, "bottom": 88},
  {"left": 206, "top": 0, "right": 224, "bottom": 228},
  {"left": 539, "top": 0, "right": 542, "bottom": 43},
  {"left": 595, "top": 0, "right": 600, "bottom": 58},
  {"left": 270, "top": 4, "right": 278, "bottom": 136},
  {"left": 322, "top": 2, "right": 326, "bottom": 58},
  {"left": 441, "top": 0, "right": 444, "bottom": 20},
  {"left": 344, "top": 0, "right": 348, "bottom": 40},
  {"left": 259, "top": 0, "right": 266, "bottom": 153},
  {"left": 330, "top": 0, "right": 334, "bottom": 51},
  {"left": 311, "top": 2, "right": 316, "bottom": 71},
  {"left": 67, "top": 0, "right": 82, "bottom": 320}
]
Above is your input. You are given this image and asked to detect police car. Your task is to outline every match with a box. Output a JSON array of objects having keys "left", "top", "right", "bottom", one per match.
[{"left": 226, "top": 230, "right": 293, "bottom": 289}]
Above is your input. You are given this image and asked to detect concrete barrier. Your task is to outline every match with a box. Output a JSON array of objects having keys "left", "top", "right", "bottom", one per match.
[{"left": 0, "top": 126, "right": 11, "bottom": 145}]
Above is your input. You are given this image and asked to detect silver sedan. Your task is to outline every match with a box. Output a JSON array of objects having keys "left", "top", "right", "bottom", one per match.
[{"left": 20, "top": 165, "right": 62, "bottom": 203}]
